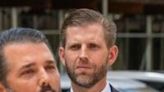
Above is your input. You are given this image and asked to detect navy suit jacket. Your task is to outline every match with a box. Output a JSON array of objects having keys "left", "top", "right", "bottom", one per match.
[{"left": 110, "top": 85, "right": 119, "bottom": 92}]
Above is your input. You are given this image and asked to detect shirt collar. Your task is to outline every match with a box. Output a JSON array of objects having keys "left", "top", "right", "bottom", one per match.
[
  {"left": 102, "top": 81, "right": 111, "bottom": 92},
  {"left": 70, "top": 81, "right": 111, "bottom": 92}
]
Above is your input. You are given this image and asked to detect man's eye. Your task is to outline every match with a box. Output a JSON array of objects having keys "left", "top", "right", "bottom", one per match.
[
  {"left": 88, "top": 44, "right": 99, "bottom": 50},
  {"left": 69, "top": 44, "right": 81, "bottom": 50},
  {"left": 45, "top": 65, "right": 56, "bottom": 71},
  {"left": 20, "top": 69, "right": 35, "bottom": 77}
]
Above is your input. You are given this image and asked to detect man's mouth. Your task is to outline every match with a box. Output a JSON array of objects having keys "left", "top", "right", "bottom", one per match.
[
  {"left": 40, "top": 85, "right": 56, "bottom": 92},
  {"left": 76, "top": 65, "right": 91, "bottom": 69},
  {"left": 75, "top": 65, "right": 92, "bottom": 73}
]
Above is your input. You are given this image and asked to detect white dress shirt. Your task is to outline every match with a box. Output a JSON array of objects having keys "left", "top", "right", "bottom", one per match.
[
  {"left": 70, "top": 81, "right": 111, "bottom": 92},
  {"left": 102, "top": 81, "right": 111, "bottom": 92}
]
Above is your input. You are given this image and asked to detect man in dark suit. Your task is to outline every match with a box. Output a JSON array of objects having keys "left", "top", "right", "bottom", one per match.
[{"left": 59, "top": 9, "right": 119, "bottom": 92}]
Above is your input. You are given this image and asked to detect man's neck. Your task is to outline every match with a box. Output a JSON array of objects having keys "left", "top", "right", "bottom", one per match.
[{"left": 71, "top": 78, "right": 107, "bottom": 92}]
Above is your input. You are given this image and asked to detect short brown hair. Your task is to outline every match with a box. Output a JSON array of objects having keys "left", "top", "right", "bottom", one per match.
[{"left": 60, "top": 8, "right": 117, "bottom": 47}]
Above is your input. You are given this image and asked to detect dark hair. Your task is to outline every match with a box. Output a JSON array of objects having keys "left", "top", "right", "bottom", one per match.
[
  {"left": 0, "top": 28, "right": 50, "bottom": 87},
  {"left": 60, "top": 8, "right": 117, "bottom": 47}
]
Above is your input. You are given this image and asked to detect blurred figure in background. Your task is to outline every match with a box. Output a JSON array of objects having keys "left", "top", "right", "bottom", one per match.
[
  {"left": 0, "top": 28, "right": 61, "bottom": 92},
  {"left": 59, "top": 9, "right": 119, "bottom": 92}
]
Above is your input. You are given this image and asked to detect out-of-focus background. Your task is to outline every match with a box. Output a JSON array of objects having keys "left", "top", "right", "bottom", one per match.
[{"left": 1, "top": 0, "right": 164, "bottom": 91}]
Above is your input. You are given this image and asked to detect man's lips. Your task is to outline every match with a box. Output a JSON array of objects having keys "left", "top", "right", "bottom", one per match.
[
  {"left": 76, "top": 65, "right": 91, "bottom": 69},
  {"left": 75, "top": 65, "right": 93, "bottom": 74}
]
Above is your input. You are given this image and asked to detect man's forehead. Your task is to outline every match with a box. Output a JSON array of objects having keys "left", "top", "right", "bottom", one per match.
[
  {"left": 66, "top": 25, "right": 104, "bottom": 40},
  {"left": 3, "top": 42, "right": 54, "bottom": 70},
  {"left": 4, "top": 42, "right": 49, "bottom": 53}
]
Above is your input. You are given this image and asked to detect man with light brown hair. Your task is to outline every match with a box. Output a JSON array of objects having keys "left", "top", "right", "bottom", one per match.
[{"left": 59, "top": 9, "right": 119, "bottom": 92}]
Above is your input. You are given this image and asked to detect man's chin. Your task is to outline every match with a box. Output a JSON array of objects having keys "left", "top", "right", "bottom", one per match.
[{"left": 76, "top": 75, "right": 93, "bottom": 86}]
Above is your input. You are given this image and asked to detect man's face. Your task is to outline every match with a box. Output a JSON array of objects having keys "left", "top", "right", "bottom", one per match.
[
  {"left": 3, "top": 42, "right": 60, "bottom": 92},
  {"left": 59, "top": 23, "right": 118, "bottom": 88}
]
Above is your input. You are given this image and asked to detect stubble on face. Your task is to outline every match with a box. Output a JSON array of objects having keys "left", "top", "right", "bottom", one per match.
[
  {"left": 65, "top": 57, "right": 109, "bottom": 88},
  {"left": 5, "top": 84, "right": 57, "bottom": 92},
  {"left": 40, "top": 84, "right": 57, "bottom": 92}
]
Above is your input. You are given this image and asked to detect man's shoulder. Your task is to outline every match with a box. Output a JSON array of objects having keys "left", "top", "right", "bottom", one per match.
[{"left": 62, "top": 84, "right": 119, "bottom": 92}]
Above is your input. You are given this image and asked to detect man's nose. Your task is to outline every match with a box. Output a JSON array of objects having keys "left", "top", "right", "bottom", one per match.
[
  {"left": 38, "top": 69, "right": 49, "bottom": 86},
  {"left": 79, "top": 46, "right": 88, "bottom": 58},
  {"left": 79, "top": 46, "right": 89, "bottom": 63}
]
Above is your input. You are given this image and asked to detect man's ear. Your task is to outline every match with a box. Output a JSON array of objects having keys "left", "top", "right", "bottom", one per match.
[
  {"left": 58, "top": 47, "right": 66, "bottom": 66},
  {"left": 108, "top": 45, "right": 118, "bottom": 66},
  {"left": 0, "top": 83, "right": 7, "bottom": 92}
]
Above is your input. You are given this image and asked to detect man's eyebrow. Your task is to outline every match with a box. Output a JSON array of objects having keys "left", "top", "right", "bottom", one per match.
[
  {"left": 20, "top": 62, "right": 35, "bottom": 70},
  {"left": 46, "top": 60, "right": 56, "bottom": 65}
]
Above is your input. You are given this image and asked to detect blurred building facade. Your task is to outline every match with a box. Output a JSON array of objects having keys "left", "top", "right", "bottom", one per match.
[{"left": 0, "top": 0, "right": 164, "bottom": 71}]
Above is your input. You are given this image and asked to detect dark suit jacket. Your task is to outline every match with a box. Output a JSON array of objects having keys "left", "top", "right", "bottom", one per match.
[
  {"left": 62, "top": 84, "right": 119, "bottom": 92},
  {"left": 110, "top": 84, "right": 119, "bottom": 92}
]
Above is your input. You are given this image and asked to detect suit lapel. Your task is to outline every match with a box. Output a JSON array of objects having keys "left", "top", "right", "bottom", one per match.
[{"left": 110, "top": 84, "right": 119, "bottom": 92}]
